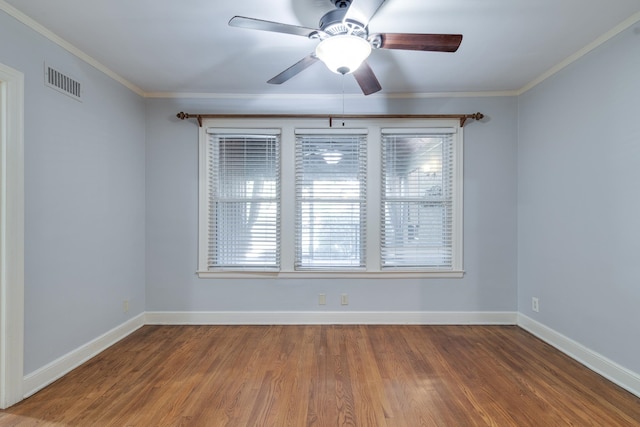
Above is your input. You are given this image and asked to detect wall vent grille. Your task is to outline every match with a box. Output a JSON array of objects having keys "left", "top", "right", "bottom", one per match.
[{"left": 45, "top": 64, "right": 82, "bottom": 101}]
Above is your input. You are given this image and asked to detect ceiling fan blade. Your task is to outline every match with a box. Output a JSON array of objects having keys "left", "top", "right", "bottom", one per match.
[
  {"left": 267, "top": 54, "right": 320, "bottom": 85},
  {"left": 343, "top": 0, "right": 386, "bottom": 28},
  {"left": 229, "top": 16, "right": 319, "bottom": 38},
  {"left": 352, "top": 61, "right": 381, "bottom": 95},
  {"left": 377, "top": 33, "right": 463, "bottom": 52}
]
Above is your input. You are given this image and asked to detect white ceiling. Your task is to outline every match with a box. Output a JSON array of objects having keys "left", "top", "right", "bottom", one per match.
[{"left": 4, "top": 0, "right": 640, "bottom": 96}]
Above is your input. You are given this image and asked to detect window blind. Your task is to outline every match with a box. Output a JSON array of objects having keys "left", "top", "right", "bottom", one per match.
[
  {"left": 294, "top": 131, "right": 367, "bottom": 269},
  {"left": 207, "top": 130, "right": 280, "bottom": 270},
  {"left": 381, "top": 130, "right": 455, "bottom": 268}
]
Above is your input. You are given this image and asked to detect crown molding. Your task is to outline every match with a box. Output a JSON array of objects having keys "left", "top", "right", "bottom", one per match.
[
  {"left": 144, "top": 90, "right": 518, "bottom": 100},
  {"left": 0, "top": 0, "right": 145, "bottom": 97},
  {"left": 517, "top": 11, "right": 640, "bottom": 95}
]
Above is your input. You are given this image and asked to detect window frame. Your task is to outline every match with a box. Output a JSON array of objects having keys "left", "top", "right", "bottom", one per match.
[
  {"left": 294, "top": 128, "right": 369, "bottom": 270},
  {"left": 380, "top": 128, "right": 459, "bottom": 270},
  {"left": 203, "top": 129, "right": 281, "bottom": 270},
  {"left": 197, "top": 117, "right": 464, "bottom": 279}
]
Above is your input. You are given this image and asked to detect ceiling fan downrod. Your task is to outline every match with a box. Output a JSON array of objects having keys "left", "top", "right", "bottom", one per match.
[{"left": 332, "top": 0, "right": 352, "bottom": 8}]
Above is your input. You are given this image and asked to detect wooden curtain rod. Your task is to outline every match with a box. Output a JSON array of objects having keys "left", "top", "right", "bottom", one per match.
[{"left": 176, "top": 112, "right": 484, "bottom": 128}]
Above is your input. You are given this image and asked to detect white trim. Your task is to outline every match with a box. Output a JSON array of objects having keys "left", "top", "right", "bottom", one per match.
[
  {"left": 0, "top": 0, "right": 144, "bottom": 97},
  {"left": 197, "top": 126, "right": 209, "bottom": 272},
  {"left": 196, "top": 270, "right": 465, "bottom": 279},
  {"left": 452, "top": 126, "right": 464, "bottom": 271},
  {"left": 145, "top": 311, "right": 517, "bottom": 325},
  {"left": 517, "top": 314, "right": 640, "bottom": 399},
  {"left": 22, "top": 314, "right": 145, "bottom": 399},
  {"left": 517, "top": 12, "right": 640, "bottom": 95},
  {"left": 381, "top": 127, "right": 456, "bottom": 135},
  {"left": 295, "top": 128, "right": 369, "bottom": 135},
  {"left": 144, "top": 90, "right": 519, "bottom": 100},
  {"left": 206, "top": 128, "right": 281, "bottom": 135},
  {"left": 0, "top": 62, "right": 24, "bottom": 410}
]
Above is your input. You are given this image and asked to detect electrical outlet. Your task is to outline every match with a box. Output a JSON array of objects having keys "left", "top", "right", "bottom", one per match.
[
  {"left": 341, "top": 294, "right": 349, "bottom": 305},
  {"left": 123, "top": 299, "right": 130, "bottom": 313},
  {"left": 318, "top": 293, "right": 326, "bottom": 305},
  {"left": 532, "top": 297, "right": 539, "bottom": 313}
]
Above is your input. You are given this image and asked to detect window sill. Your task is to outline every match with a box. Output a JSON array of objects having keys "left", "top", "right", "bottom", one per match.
[{"left": 196, "top": 270, "right": 465, "bottom": 279}]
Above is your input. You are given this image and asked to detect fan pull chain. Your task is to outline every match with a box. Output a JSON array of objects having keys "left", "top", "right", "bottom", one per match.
[{"left": 341, "top": 74, "right": 346, "bottom": 127}]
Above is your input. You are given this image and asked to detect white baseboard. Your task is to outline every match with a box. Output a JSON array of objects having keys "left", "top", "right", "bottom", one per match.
[
  {"left": 145, "top": 310, "right": 518, "bottom": 325},
  {"left": 22, "top": 313, "right": 145, "bottom": 399},
  {"left": 23, "top": 311, "right": 638, "bottom": 404},
  {"left": 21, "top": 310, "right": 513, "bottom": 399},
  {"left": 518, "top": 314, "right": 640, "bottom": 398}
]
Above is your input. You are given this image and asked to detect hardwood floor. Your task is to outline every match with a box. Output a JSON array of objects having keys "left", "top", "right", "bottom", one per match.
[{"left": 2, "top": 325, "right": 639, "bottom": 426}]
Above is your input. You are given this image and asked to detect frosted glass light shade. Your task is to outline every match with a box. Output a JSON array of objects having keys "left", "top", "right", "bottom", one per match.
[{"left": 315, "top": 35, "right": 372, "bottom": 75}]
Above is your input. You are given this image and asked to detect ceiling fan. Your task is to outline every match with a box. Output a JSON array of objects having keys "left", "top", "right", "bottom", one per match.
[{"left": 229, "top": 0, "right": 462, "bottom": 95}]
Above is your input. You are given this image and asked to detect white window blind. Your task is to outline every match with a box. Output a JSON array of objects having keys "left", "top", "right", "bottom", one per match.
[
  {"left": 381, "top": 129, "right": 455, "bottom": 268},
  {"left": 295, "top": 131, "right": 367, "bottom": 269},
  {"left": 207, "top": 130, "right": 280, "bottom": 270}
]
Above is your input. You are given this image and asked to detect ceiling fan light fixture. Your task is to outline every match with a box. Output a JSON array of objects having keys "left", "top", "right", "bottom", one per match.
[{"left": 315, "top": 35, "right": 371, "bottom": 75}]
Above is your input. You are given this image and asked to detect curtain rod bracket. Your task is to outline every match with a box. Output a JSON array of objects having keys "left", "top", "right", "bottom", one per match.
[{"left": 176, "top": 112, "right": 484, "bottom": 128}]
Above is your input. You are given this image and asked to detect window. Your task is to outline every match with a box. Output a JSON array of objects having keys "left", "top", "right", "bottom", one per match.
[
  {"left": 295, "top": 130, "right": 367, "bottom": 269},
  {"left": 202, "top": 129, "right": 280, "bottom": 270},
  {"left": 381, "top": 129, "right": 456, "bottom": 269},
  {"left": 198, "top": 118, "right": 463, "bottom": 278}
]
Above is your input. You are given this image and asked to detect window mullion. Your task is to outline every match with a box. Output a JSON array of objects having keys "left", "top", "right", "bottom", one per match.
[
  {"left": 367, "top": 127, "right": 382, "bottom": 271},
  {"left": 279, "top": 125, "right": 296, "bottom": 272}
]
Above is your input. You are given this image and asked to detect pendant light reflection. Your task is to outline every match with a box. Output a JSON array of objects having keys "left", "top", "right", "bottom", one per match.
[{"left": 322, "top": 152, "right": 343, "bottom": 164}]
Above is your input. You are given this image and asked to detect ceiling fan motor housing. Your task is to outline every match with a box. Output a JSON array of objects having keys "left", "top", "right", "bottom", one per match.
[{"left": 319, "top": 8, "right": 367, "bottom": 37}]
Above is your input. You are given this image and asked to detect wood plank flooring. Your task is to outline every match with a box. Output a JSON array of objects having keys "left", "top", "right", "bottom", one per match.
[{"left": 2, "top": 325, "right": 639, "bottom": 426}]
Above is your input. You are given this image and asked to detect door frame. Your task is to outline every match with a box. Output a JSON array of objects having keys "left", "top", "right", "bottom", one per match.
[{"left": 0, "top": 62, "right": 25, "bottom": 409}]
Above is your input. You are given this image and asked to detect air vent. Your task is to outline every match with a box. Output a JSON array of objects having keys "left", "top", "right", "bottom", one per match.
[{"left": 45, "top": 63, "right": 82, "bottom": 101}]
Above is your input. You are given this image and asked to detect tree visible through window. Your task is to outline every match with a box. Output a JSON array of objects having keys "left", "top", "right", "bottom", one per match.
[{"left": 206, "top": 130, "right": 280, "bottom": 270}]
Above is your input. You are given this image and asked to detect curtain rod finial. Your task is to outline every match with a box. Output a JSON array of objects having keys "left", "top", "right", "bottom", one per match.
[
  {"left": 460, "top": 112, "right": 484, "bottom": 127},
  {"left": 177, "top": 112, "right": 203, "bottom": 126}
]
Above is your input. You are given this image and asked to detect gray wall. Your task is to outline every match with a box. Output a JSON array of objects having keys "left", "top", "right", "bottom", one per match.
[
  {"left": 8, "top": 1, "right": 638, "bottom": 384},
  {"left": 1, "top": 11, "right": 147, "bottom": 374},
  {"left": 517, "top": 23, "right": 640, "bottom": 374},
  {"left": 145, "top": 96, "right": 518, "bottom": 313}
]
